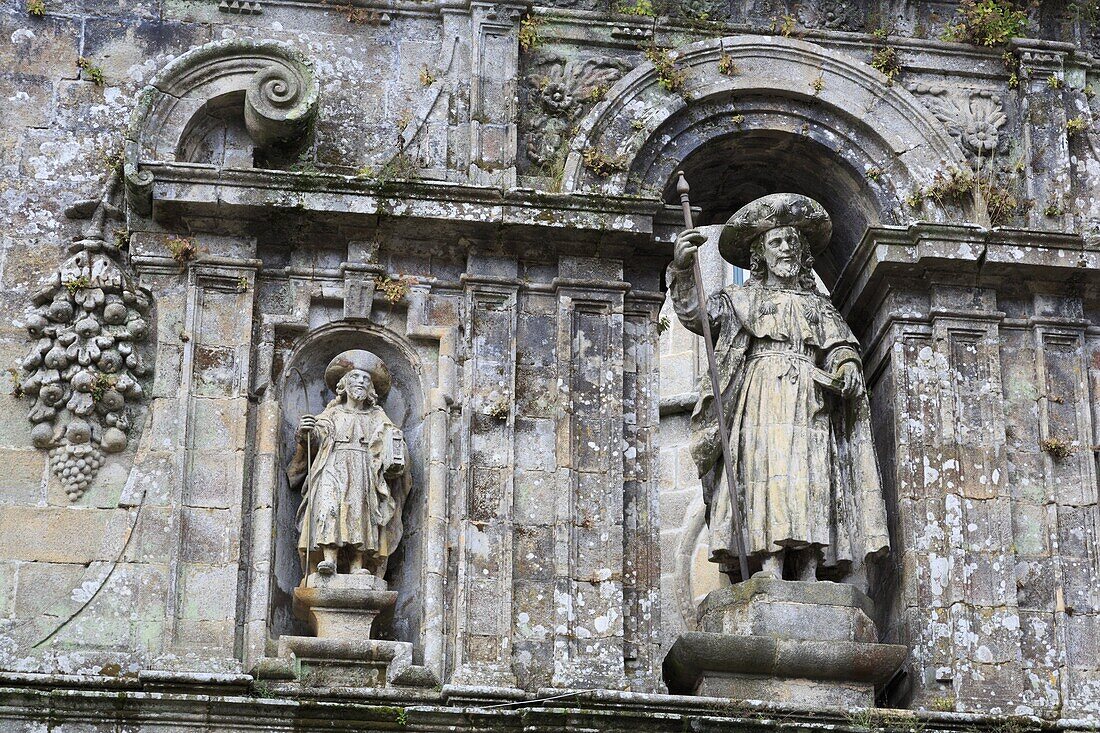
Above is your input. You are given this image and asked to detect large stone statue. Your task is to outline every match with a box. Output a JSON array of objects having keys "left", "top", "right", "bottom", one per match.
[
  {"left": 287, "top": 350, "right": 408, "bottom": 580},
  {"left": 669, "top": 193, "right": 890, "bottom": 584}
]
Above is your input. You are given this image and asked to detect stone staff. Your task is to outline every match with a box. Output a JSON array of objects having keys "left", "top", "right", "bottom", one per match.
[{"left": 675, "top": 171, "right": 750, "bottom": 582}]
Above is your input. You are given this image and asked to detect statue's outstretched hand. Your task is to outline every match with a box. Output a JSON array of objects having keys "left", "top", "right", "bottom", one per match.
[
  {"left": 298, "top": 415, "right": 317, "bottom": 439},
  {"left": 837, "top": 362, "right": 865, "bottom": 399},
  {"left": 674, "top": 229, "right": 708, "bottom": 269}
]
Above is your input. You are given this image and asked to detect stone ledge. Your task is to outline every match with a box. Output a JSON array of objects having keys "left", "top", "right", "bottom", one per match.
[{"left": 0, "top": 681, "right": 1089, "bottom": 733}]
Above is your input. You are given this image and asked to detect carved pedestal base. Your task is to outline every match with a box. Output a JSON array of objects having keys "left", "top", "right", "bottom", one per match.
[
  {"left": 277, "top": 573, "right": 437, "bottom": 689},
  {"left": 292, "top": 572, "right": 394, "bottom": 639},
  {"left": 663, "top": 578, "right": 907, "bottom": 708}
]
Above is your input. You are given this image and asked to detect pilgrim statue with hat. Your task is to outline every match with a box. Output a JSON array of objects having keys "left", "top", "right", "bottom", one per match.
[
  {"left": 669, "top": 193, "right": 890, "bottom": 586},
  {"left": 287, "top": 350, "right": 408, "bottom": 580}
]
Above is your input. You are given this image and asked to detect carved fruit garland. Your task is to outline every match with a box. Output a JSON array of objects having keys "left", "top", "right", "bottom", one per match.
[{"left": 21, "top": 173, "right": 151, "bottom": 501}]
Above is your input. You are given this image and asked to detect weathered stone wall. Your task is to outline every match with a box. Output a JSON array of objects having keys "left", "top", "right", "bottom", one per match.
[{"left": 0, "top": 0, "right": 1098, "bottom": 727}]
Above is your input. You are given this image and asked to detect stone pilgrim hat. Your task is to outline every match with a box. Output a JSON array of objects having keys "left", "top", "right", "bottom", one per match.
[
  {"left": 717, "top": 192, "right": 832, "bottom": 268},
  {"left": 323, "top": 349, "right": 392, "bottom": 398}
]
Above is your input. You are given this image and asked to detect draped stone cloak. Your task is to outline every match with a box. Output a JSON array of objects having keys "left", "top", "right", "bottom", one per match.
[
  {"left": 669, "top": 265, "right": 890, "bottom": 571},
  {"left": 287, "top": 403, "right": 407, "bottom": 563}
]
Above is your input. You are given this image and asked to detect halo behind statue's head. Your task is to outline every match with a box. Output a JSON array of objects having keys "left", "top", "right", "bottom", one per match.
[
  {"left": 324, "top": 350, "right": 392, "bottom": 398},
  {"left": 718, "top": 193, "right": 832, "bottom": 268}
]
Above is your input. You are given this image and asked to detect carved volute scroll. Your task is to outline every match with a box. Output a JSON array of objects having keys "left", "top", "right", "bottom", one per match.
[
  {"left": 124, "top": 39, "right": 319, "bottom": 214},
  {"left": 21, "top": 171, "right": 152, "bottom": 501}
]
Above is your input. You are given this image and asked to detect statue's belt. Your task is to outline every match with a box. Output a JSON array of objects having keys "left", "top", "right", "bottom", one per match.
[{"left": 745, "top": 350, "right": 844, "bottom": 394}]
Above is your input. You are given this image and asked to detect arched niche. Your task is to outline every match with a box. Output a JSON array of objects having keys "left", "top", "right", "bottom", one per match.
[
  {"left": 271, "top": 323, "right": 427, "bottom": 650},
  {"left": 123, "top": 39, "right": 319, "bottom": 214},
  {"left": 562, "top": 35, "right": 970, "bottom": 282}
]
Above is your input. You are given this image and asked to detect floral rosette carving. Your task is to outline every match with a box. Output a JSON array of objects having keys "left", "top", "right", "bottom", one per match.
[
  {"left": 524, "top": 55, "right": 629, "bottom": 170},
  {"left": 21, "top": 175, "right": 151, "bottom": 501},
  {"left": 909, "top": 83, "right": 1008, "bottom": 158}
]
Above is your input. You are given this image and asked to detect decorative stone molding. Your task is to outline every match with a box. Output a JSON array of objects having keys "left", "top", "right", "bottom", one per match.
[
  {"left": 561, "top": 35, "right": 968, "bottom": 199},
  {"left": 20, "top": 172, "right": 152, "bottom": 501},
  {"left": 124, "top": 39, "right": 319, "bottom": 215},
  {"left": 908, "top": 83, "right": 1008, "bottom": 158},
  {"left": 523, "top": 53, "right": 629, "bottom": 169}
]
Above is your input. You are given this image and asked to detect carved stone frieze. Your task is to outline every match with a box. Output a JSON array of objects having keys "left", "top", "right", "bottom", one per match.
[
  {"left": 523, "top": 54, "right": 629, "bottom": 169},
  {"left": 908, "top": 83, "right": 1008, "bottom": 158},
  {"left": 21, "top": 172, "right": 151, "bottom": 501},
  {"left": 797, "top": 0, "right": 862, "bottom": 32}
]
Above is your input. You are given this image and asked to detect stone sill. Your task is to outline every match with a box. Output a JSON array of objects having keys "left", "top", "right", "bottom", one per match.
[{"left": 0, "top": 675, "right": 1094, "bottom": 732}]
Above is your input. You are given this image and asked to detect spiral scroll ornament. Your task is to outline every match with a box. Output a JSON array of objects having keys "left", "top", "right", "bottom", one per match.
[
  {"left": 244, "top": 60, "right": 319, "bottom": 149},
  {"left": 21, "top": 228, "right": 151, "bottom": 501}
]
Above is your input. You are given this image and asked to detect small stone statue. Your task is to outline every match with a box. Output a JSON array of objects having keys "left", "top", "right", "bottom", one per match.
[
  {"left": 287, "top": 350, "right": 407, "bottom": 580},
  {"left": 669, "top": 193, "right": 890, "bottom": 584}
]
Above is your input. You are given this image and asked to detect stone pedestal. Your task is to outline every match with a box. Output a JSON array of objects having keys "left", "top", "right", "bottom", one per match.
[
  {"left": 663, "top": 579, "right": 907, "bottom": 708},
  {"left": 277, "top": 573, "right": 437, "bottom": 689},
  {"left": 292, "top": 572, "right": 395, "bottom": 640}
]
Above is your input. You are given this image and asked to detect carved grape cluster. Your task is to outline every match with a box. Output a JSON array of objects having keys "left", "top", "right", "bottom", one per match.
[{"left": 21, "top": 237, "right": 151, "bottom": 501}]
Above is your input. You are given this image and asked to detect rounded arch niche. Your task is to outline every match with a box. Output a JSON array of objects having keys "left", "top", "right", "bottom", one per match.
[
  {"left": 271, "top": 323, "right": 427, "bottom": 648},
  {"left": 561, "top": 35, "right": 969, "bottom": 283}
]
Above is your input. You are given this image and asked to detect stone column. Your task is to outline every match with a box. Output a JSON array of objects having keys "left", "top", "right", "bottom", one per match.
[
  {"left": 550, "top": 256, "right": 628, "bottom": 690},
  {"left": 467, "top": 1, "right": 523, "bottom": 188},
  {"left": 450, "top": 256, "right": 520, "bottom": 687}
]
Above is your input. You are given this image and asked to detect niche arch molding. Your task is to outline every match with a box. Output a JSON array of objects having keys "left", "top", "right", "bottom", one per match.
[
  {"left": 561, "top": 35, "right": 970, "bottom": 277},
  {"left": 123, "top": 38, "right": 320, "bottom": 214}
]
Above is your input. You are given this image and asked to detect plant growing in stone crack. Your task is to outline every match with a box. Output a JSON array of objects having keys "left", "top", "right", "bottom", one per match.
[
  {"left": 375, "top": 274, "right": 411, "bottom": 303},
  {"left": 927, "top": 695, "right": 955, "bottom": 712},
  {"left": 643, "top": 47, "right": 686, "bottom": 94},
  {"left": 656, "top": 315, "right": 671, "bottom": 334},
  {"left": 730, "top": 113, "right": 745, "bottom": 125},
  {"left": 395, "top": 708, "right": 408, "bottom": 726},
  {"left": 518, "top": 14, "right": 542, "bottom": 52},
  {"left": 63, "top": 275, "right": 90, "bottom": 295},
  {"left": 810, "top": 74, "right": 826, "bottom": 94},
  {"left": 1047, "top": 73, "right": 1065, "bottom": 90},
  {"left": 487, "top": 394, "right": 511, "bottom": 419},
  {"left": 77, "top": 57, "right": 106, "bottom": 86},
  {"left": 8, "top": 368, "right": 24, "bottom": 398},
  {"left": 1044, "top": 198, "right": 1066, "bottom": 217},
  {"left": 27, "top": 0, "right": 45, "bottom": 16},
  {"left": 89, "top": 373, "right": 118, "bottom": 404},
  {"left": 1067, "top": 115, "right": 1089, "bottom": 135},
  {"left": 616, "top": 0, "right": 655, "bottom": 17},
  {"left": 1040, "top": 436, "right": 1075, "bottom": 459},
  {"left": 582, "top": 147, "right": 628, "bottom": 177},
  {"left": 717, "top": 53, "right": 738, "bottom": 76},
  {"left": 251, "top": 680, "right": 273, "bottom": 698},
  {"left": 419, "top": 67, "right": 436, "bottom": 86},
  {"left": 871, "top": 46, "right": 902, "bottom": 84},
  {"left": 941, "top": 0, "right": 1029, "bottom": 47},
  {"left": 236, "top": 276, "right": 249, "bottom": 293},
  {"left": 166, "top": 236, "right": 197, "bottom": 265},
  {"left": 773, "top": 14, "right": 797, "bottom": 37},
  {"left": 866, "top": 166, "right": 884, "bottom": 182}
]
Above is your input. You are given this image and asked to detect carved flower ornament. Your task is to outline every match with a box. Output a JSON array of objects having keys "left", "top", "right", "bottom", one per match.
[{"left": 961, "top": 93, "right": 1007, "bottom": 154}]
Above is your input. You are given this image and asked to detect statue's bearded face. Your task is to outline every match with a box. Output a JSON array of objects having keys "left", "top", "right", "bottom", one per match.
[
  {"left": 761, "top": 226, "right": 804, "bottom": 280},
  {"left": 341, "top": 369, "right": 377, "bottom": 405}
]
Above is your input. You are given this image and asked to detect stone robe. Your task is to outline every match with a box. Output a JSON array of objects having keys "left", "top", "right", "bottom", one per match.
[
  {"left": 669, "top": 266, "right": 890, "bottom": 571},
  {"left": 288, "top": 402, "right": 406, "bottom": 561}
]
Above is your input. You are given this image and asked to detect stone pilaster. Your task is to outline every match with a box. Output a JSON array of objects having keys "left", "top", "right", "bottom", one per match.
[
  {"left": 451, "top": 256, "right": 521, "bottom": 687},
  {"left": 551, "top": 256, "right": 628, "bottom": 690},
  {"left": 1012, "top": 40, "right": 1074, "bottom": 231}
]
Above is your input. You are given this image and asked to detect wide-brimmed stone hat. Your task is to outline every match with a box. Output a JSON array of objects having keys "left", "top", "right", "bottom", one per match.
[
  {"left": 324, "top": 349, "right": 392, "bottom": 397},
  {"left": 718, "top": 193, "right": 832, "bottom": 268}
]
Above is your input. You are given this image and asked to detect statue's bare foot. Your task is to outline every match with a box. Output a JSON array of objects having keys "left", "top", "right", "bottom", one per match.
[{"left": 318, "top": 560, "right": 337, "bottom": 576}]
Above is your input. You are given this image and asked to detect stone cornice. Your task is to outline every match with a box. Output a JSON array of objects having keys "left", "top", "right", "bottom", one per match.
[
  {"left": 144, "top": 163, "right": 663, "bottom": 245},
  {"left": 833, "top": 223, "right": 1098, "bottom": 322}
]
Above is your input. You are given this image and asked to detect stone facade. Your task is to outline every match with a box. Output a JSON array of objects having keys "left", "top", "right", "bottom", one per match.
[{"left": 0, "top": 0, "right": 1098, "bottom": 729}]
